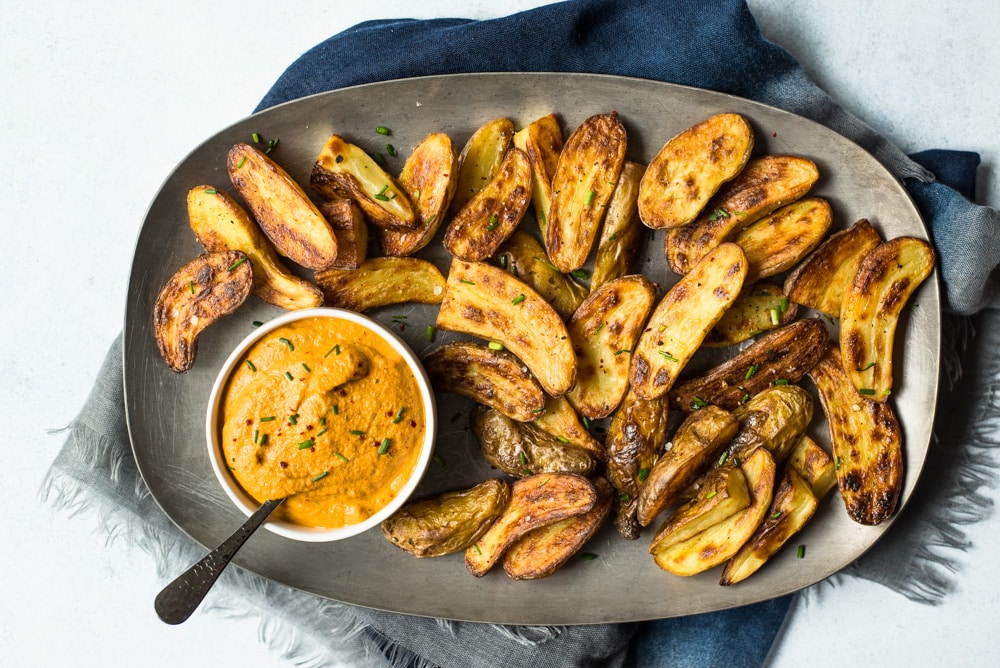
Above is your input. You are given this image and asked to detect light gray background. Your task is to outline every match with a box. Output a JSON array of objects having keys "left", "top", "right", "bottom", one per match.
[{"left": 4, "top": 1, "right": 997, "bottom": 666}]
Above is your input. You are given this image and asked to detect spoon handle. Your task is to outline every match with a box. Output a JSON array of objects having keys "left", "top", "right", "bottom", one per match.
[{"left": 154, "top": 498, "right": 284, "bottom": 625}]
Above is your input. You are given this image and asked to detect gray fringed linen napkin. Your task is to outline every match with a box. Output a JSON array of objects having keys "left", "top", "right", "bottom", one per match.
[{"left": 44, "top": 1, "right": 1000, "bottom": 666}]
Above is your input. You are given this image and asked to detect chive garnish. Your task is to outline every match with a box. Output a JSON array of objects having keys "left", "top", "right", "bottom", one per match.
[
  {"left": 284, "top": 371, "right": 294, "bottom": 381},
  {"left": 613, "top": 349, "right": 631, "bottom": 356},
  {"left": 253, "top": 429, "right": 259, "bottom": 444},
  {"left": 325, "top": 344, "right": 340, "bottom": 357},
  {"left": 775, "top": 378, "right": 789, "bottom": 385},
  {"left": 859, "top": 388, "right": 876, "bottom": 396},
  {"left": 584, "top": 189, "right": 595, "bottom": 206},
  {"left": 488, "top": 341, "right": 504, "bottom": 351},
  {"left": 692, "top": 397, "right": 709, "bottom": 409},
  {"left": 861, "top": 362, "right": 876, "bottom": 371},
  {"left": 392, "top": 408, "right": 406, "bottom": 424},
  {"left": 705, "top": 491, "right": 717, "bottom": 499},
  {"left": 512, "top": 294, "right": 525, "bottom": 305},
  {"left": 288, "top": 414, "right": 298, "bottom": 425},
  {"left": 265, "top": 138, "right": 278, "bottom": 154},
  {"left": 385, "top": 143, "right": 396, "bottom": 156},
  {"left": 580, "top": 553, "right": 598, "bottom": 561},
  {"left": 659, "top": 350, "right": 679, "bottom": 362},
  {"left": 316, "top": 428, "right": 327, "bottom": 437},
  {"left": 334, "top": 453, "right": 348, "bottom": 463},
  {"left": 769, "top": 308, "right": 780, "bottom": 326},
  {"left": 571, "top": 269, "right": 588, "bottom": 280},
  {"left": 424, "top": 213, "right": 436, "bottom": 227},
  {"left": 332, "top": 404, "right": 339, "bottom": 415},
  {"left": 378, "top": 438, "right": 391, "bottom": 455},
  {"left": 258, "top": 434, "right": 268, "bottom": 446},
  {"left": 796, "top": 545, "right": 806, "bottom": 559},
  {"left": 375, "top": 125, "right": 391, "bottom": 136},
  {"left": 204, "top": 188, "right": 217, "bottom": 195},
  {"left": 426, "top": 325, "right": 436, "bottom": 342},
  {"left": 237, "top": 156, "right": 247, "bottom": 169},
  {"left": 278, "top": 337, "right": 294, "bottom": 351},
  {"left": 556, "top": 435, "right": 569, "bottom": 443},
  {"left": 638, "top": 467, "right": 650, "bottom": 482},
  {"left": 252, "top": 133, "right": 261, "bottom": 143},
  {"left": 301, "top": 363, "right": 310, "bottom": 373},
  {"left": 350, "top": 429, "right": 364, "bottom": 436},
  {"left": 313, "top": 471, "right": 330, "bottom": 481},
  {"left": 260, "top": 416, "right": 276, "bottom": 422},
  {"left": 486, "top": 214, "right": 499, "bottom": 231},
  {"left": 252, "top": 320, "right": 263, "bottom": 327},
  {"left": 745, "top": 364, "right": 759, "bottom": 380},
  {"left": 297, "top": 440, "right": 314, "bottom": 450},
  {"left": 189, "top": 280, "right": 194, "bottom": 294},
  {"left": 246, "top": 360, "right": 256, "bottom": 372},
  {"left": 459, "top": 279, "right": 475, "bottom": 285},
  {"left": 227, "top": 257, "right": 247, "bottom": 271}
]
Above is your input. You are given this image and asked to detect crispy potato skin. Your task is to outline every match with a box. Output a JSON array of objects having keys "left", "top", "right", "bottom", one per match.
[
  {"left": 423, "top": 341, "right": 545, "bottom": 422},
  {"left": 532, "top": 395, "right": 605, "bottom": 460},
  {"left": 377, "top": 132, "right": 458, "bottom": 256},
  {"left": 228, "top": 143, "right": 340, "bottom": 271},
  {"left": 443, "top": 147, "right": 532, "bottom": 261},
  {"left": 840, "top": 236, "right": 936, "bottom": 401},
  {"left": 435, "top": 259, "right": 576, "bottom": 396},
  {"left": 315, "top": 256, "right": 445, "bottom": 311},
  {"left": 636, "top": 405, "right": 740, "bottom": 527},
  {"left": 592, "top": 161, "right": 646, "bottom": 291},
  {"left": 726, "top": 384, "right": 814, "bottom": 465},
  {"left": 704, "top": 281, "right": 797, "bottom": 348},
  {"left": 649, "top": 465, "right": 751, "bottom": 549},
  {"left": 787, "top": 434, "right": 837, "bottom": 499},
  {"left": 381, "top": 479, "right": 511, "bottom": 557},
  {"left": 450, "top": 117, "right": 515, "bottom": 215},
  {"left": 512, "top": 113, "right": 563, "bottom": 240},
  {"left": 807, "top": 345, "right": 903, "bottom": 525},
  {"left": 503, "top": 476, "right": 614, "bottom": 580},
  {"left": 566, "top": 275, "right": 656, "bottom": 419},
  {"left": 638, "top": 113, "right": 754, "bottom": 229},
  {"left": 630, "top": 243, "right": 747, "bottom": 400},
  {"left": 783, "top": 218, "right": 882, "bottom": 317},
  {"left": 670, "top": 318, "right": 829, "bottom": 413},
  {"left": 316, "top": 198, "right": 368, "bottom": 270},
  {"left": 465, "top": 473, "right": 598, "bottom": 577},
  {"left": 494, "top": 230, "right": 587, "bottom": 319},
  {"left": 546, "top": 112, "right": 628, "bottom": 272},
  {"left": 734, "top": 197, "right": 832, "bottom": 283},
  {"left": 663, "top": 155, "right": 819, "bottom": 275},
  {"left": 153, "top": 250, "right": 252, "bottom": 373},
  {"left": 187, "top": 186, "right": 324, "bottom": 310}
]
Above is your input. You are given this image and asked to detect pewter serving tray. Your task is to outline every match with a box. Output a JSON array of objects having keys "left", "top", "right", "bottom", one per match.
[{"left": 124, "top": 73, "right": 939, "bottom": 624}]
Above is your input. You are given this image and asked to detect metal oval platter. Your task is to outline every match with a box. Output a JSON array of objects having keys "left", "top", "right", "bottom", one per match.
[{"left": 124, "top": 73, "right": 939, "bottom": 625}]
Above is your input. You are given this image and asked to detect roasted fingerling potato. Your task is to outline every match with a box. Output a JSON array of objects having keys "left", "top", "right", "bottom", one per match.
[
  {"left": 512, "top": 113, "right": 563, "bottom": 241},
  {"left": 726, "top": 384, "right": 814, "bottom": 466},
  {"left": 546, "top": 112, "right": 628, "bottom": 272},
  {"left": 702, "top": 281, "right": 797, "bottom": 348},
  {"left": 840, "top": 236, "right": 936, "bottom": 401},
  {"left": 638, "top": 113, "right": 754, "bottom": 230},
  {"left": 591, "top": 160, "right": 646, "bottom": 292},
  {"left": 531, "top": 395, "right": 605, "bottom": 460},
  {"left": 787, "top": 434, "right": 837, "bottom": 499},
  {"left": 315, "top": 256, "right": 445, "bottom": 311},
  {"left": 733, "top": 196, "right": 833, "bottom": 283},
  {"left": 153, "top": 250, "right": 253, "bottom": 373},
  {"left": 228, "top": 143, "right": 340, "bottom": 271},
  {"left": 187, "top": 186, "right": 324, "bottom": 310},
  {"left": 381, "top": 479, "right": 511, "bottom": 557},
  {"left": 450, "top": 117, "right": 515, "bottom": 215},
  {"left": 494, "top": 230, "right": 587, "bottom": 319},
  {"left": 316, "top": 197, "right": 368, "bottom": 271}
]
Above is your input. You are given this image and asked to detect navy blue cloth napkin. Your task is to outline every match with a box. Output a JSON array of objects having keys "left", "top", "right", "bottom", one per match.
[{"left": 46, "top": 1, "right": 1000, "bottom": 667}]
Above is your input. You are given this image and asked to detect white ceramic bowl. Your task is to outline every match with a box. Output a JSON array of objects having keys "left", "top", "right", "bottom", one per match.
[{"left": 205, "top": 307, "right": 436, "bottom": 542}]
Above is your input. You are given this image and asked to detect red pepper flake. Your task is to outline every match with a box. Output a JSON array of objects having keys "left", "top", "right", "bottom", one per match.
[{"left": 279, "top": 461, "right": 288, "bottom": 468}]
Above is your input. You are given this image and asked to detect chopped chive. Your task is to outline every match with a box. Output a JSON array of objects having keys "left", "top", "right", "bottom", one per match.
[
  {"left": 705, "top": 490, "right": 717, "bottom": 499},
  {"left": 796, "top": 545, "right": 806, "bottom": 559},
  {"left": 659, "top": 350, "right": 679, "bottom": 362},
  {"left": 769, "top": 308, "right": 780, "bottom": 326},
  {"left": 246, "top": 360, "right": 256, "bottom": 372},
  {"left": 378, "top": 438, "right": 391, "bottom": 455},
  {"left": 313, "top": 471, "right": 330, "bottom": 481},
  {"left": 373, "top": 152, "right": 386, "bottom": 167},
  {"left": 278, "top": 337, "right": 294, "bottom": 351},
  {"left": 237, "top": 156, "right": 247, "bottom": 169},
  {"left": 325, "top": 344, "right": 340, "bottom": 357},
  {"left": 253, "top": 429, "right": 259, "bottom": 444},
  {"left": 252, "top": 132, "right": 261, "bottom": 143},
  {"left": 584, "top": 189, "right": 595, "bottom": 206},
  {"left": 692, "top": 397, "right": 709, "bottom": 409},
  {"left": 608, "top": 232, "right": 618, "bottom": 241},
  {"left": 316, "top": 427, "right": 327, "bottom": 437},
  {"left": 189, "top": 280, "right": 195, "bottom": 294},
  {"left": 499, "top": 255, "right": 508, "bottom": 269},
  {"left": 779, "top": 297, "right": 789, "bottom": 313},
  {"left": 266, "top": 138, "right": 279, "bottom": 154},
  {"left": 486, "top": 214, "right": 499, "bottom": 231},
  {"left": 391, "top": 314, "right": 408, "bottom": 320},
  {"left": 374, "top": 184, "right": 390, "bottom": 201},
  {"left": 424, "top": 213, "right": 436, "bottom": 227},
  {"left": 426, "top": 325, "right": 436, "bottom": 342},
  {"left": 204, "top": 188, "right": 218, "bottom": 195},
  {"left": 288, "top": 414, "right": 298, "bottom": 425},
  {"left": 582, "top": 415, "right": 591, "bottom": 429},
  {"left": 260, "top": 416, "right": 276, "bottom": 422},
  {"left": 861, "top": 362, "right": 876, "bottom": 371},
  {"left": 297, "top": 439, "right": 314, "bottom": 450},
  {"left": 594, "top": 323, "right": 604, "bottom": 335},
  {"left": 708, "top": 207, "right": 730, "bottom": 221},
  {"left": 519, "top": 452, "right": 528, "bottom": 465},
  {"left": 332, "top": 405, "right": 339, "bottom": 415},
  {"left": 556, "top": 435, "right": 570, "bottom": 443},
  {"left": 301, "top": 363, "right": 310, "bottom": 373},
  {"left": 488, "top": 341, "right": 504, "bottom": 351},
  {"left": 717, "top": 450, "right": 728, "bottom": 466},
  {"left": 613, "top": 349, "right": 631, "bottom": 355},
  {"left": 284, "top": 371, "right": 294, "bottom": 381},
  {"left": 741, "top": 393, "right": 750, "bottom": 403},
  {"left": 620, "top": 493, "right": 632, "bottom": 503},
  {"left": 537, "top": 478, "right": 550, "bottom": 488},
  {"left": 334, "top": 453, "right": 349, "bottom": 463},
  {"left": 638, "top": 467, "right": 650, "bottom": 482},
  {"left": 836, "top": 456, "right": 842, "bottom": 470},
  {"left": 392, "top": 407, "right": 406, "bottom": 423},
  {"left": 473, "top": 543, "right": 482, "bottom": 555},
  {"left": 459, "top": 279, "right": 475, "bottom": 285},
  {"left": 772, "top": 511, "right": 783, "bottom": 519},
  {"left": 571, "top": 269, "right": 588, "bottom": 280},
  {"left": 774, "top": 378, "right": 789, "bottom": 385},
  {"left": 745, "top": 364, "right": 759, "bottom": 380},
  {"left": 859, "top": 388, "right": 876, "bottom": 396},
  {"left": 375, "top": 125, "right": 391, "bottom": 136},
  {"left": 512, "top": 293, "right": 526, "bottom": 305},
  {"left": 227, "top": 257, "right": 247, "bottom": 271},
  {"left": 252, "top": 320, "right": 263, "bottom": 327},
  {"left": 385, "top": 143, "right": 396, "bottom": 156},
  {"left": 258, "top": 434, "right": 268, "bottom": 446},
  {"left": 531, "top": 407, "right": 544, "bottom": 414},
  {"left": 580, "top": 553, "right": 598, "bottom": 561},
  {"left": 350, "top": 429, "right": 364, "bottom": 436}
]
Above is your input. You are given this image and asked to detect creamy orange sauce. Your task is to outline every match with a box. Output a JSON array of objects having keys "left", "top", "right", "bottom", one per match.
[{"left": 220, "top": 316, "right": 425, "bottom": 529}]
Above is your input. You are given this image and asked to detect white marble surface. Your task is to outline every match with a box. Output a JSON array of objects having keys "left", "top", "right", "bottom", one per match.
[{"left": 4, "top": 1, "right": 998, "bottom": 666}]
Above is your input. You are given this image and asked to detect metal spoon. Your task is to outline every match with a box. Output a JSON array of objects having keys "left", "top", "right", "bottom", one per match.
[{"left": 154, "top": 497, "right": 285, "bottom": 624}]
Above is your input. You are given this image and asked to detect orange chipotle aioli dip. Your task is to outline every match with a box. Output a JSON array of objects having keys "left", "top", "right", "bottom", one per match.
[{"left": 220, "top": 316, "right": 426, "bottom": 529}]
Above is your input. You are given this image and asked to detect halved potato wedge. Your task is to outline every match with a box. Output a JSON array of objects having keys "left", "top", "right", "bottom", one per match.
[
  {"left": 565, "top": 275, "right": 656, "bottom": 419},
  {"left": 316, "top": 198, "right": 368, "bottom": 270},
  {"left": 512, "top": 113, "right": 563, "bottom": 240},
  {"left": 840, "top": 236, "right": 936, "bottom": 401},
  {"left": 703, "top": 281, "right": 797, "bottom": 348},
  {"left": 663, "top": 155, "right": 820, "bottom": 275},
  {"left": 787, "top": 434, "right": 837, "bottom": 499},
  {"left": 638, "top": 113, "right": 754, "bottom": 229},
  {"left": 630, "top": 242, "right": 747, "bottom": 400},
  {"left": 546, "top": 112, "right": 628, "bottom": 272},
  {"left": 503, "top": 476, "right": 613, "bottom": 580},
  {"left": 443, "top": 147, "right": 532, "bottom": 261},
  {"left": 315, "top": 256, "right": 445, "bottom": 311},
  {"left": 422, "top": 341, "right": 545, "bottom": 422},
  {"left": 377, "top": 132, "right": 458, "bottom": 256},
  {"left": 187, "top": 185, "right": 324, "bottom": 310},
  {"left": 783, "top": 218, "right": 882, "bottom": 316},
  {"left": 311, "top": 134, "right": 416, "bottom": 229},
  {"left": 807, "top": 345, "right": 903, "bottom": 525},
  {"left": 591, "top": 161, "right": 646, "bottom": 292},
  {"left": 228, "top": 143, "right": 339, "bottom": 271},
  {"left": 670, "top": 318, "right": 829, "bottom": 413},
  {"left": 726, "top": 384, "right": 814, "bottom": 466},
  {"left": 532, "top": 395, "right": 605, "bottom": 461},
  {"left": 465, "top": 473, "right": 597, "bottom": 577},
  {"left": 733, "top": 197, "right": 832, "bottom": 283},
  {"left": 450, "top": 117, "right": 515, "bottom": 215},
  {"left": 494, "top": 230, "right": 587, "bottom": 319},
  {"left": 648, "top": 464, "right": 751, "bottom": 550},
  {"left": 435, "top": 259, "right": 576, "bottom": 396},
  {"left": 153, "top": 251, "right": 253, "bottom": 373}
]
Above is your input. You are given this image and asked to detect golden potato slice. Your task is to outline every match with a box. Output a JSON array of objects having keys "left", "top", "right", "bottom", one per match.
[
  {"left": 733, "top": 197, "right": 832, "bottom": 283},
  {"left": 670, "top": 318, "right": 829, "bottom": 413},
  {"left": 443, "top": 147, "right": 532, "bottom": 261},
  {"left": 807, "top": 345, "right": 903, "bottom": 525},
  {"left": 638, "top": 113, "right": 754, "bottom": 229},
  {"left": 471, "top": 405, "right": 597, "bottom": 479},
  {"left": 591, "top": 161, "right": 646, "bottom": 292},
  {"left": 840, "top": 236, "right": 936, "bottom": 401},
  {"left": 546, "top": 112, "right": 628, "bottom": 272},
  {"left": 651, "top": 446, "right": 775, "bottom": 576},
  {"left": 787, "top": 434, "right": 837, "bottom": 499},
  {"left": 503, "top": 476, "right": 614, "bottom": 580},
  {"left": 315, "top": 256, "right": 445, "bottom": 311},
  {"left": 187, "top": 186, "right": 324, "bottom": 310},
  {"left": 381, "top": 479, "right": 510, "bottom": 558},
  {"left": 663, "top": 155, "right": 820, "bottom": 275},
  {"left": 604, "top": 389, "right": 672, "bottom": 539},
  {"left": 649, "top": 464, "right": 751, "bottom": 550},
  {"left": 720, "top": 467, "right": 818, "bottom": 585},
  {"left": 630, "top": 242, "right": 747, "bottom": 400},
  {"left": 376, "top": 132, "right": 458, "bottom": 256},
  {"left": 726, "top": 384, "right": 814, "bottom": 466},
  {"left": 423, "top": 341, "right": 545, "bottom": 422},
  {"left": 465, "top": 473, "right": 597, "bottom": 577},
  {"left": 311, "top": 134, "right": 416, "bottom": 229},
  {"left": 702, "top": 281, "right": 798, "bottom": 348},
  {"left": 450, "top": 117, "right": 515, "bottom": 215},
  {"left": 565, "top": 275, "right": 656, "bottom": 419},
  {"left": 635, "top": 406, "right": 740, "bottom": 527},
  {"left": 531, "top": 395, "right": 605, "bottom": 461},
  {"left": 227, "top": 143, "right": 339, "bottom": 271},
  {"left": 153, "top": 251, "right": 253, "bottom": 373},
  {"left": 512, "top": 113, "right": 563, "bottom": 240},
  {"left": 316, "top": 198, "right": 368, "bottom": 270},
  {"left": 435, "top": 259, "right": 576, "bottom": 396},
  {"left": 494, "top": 230, "right": 587, "bottom": 319},
  {"left": 783, "top": 218, "right": 883, "bottom": 316}
]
